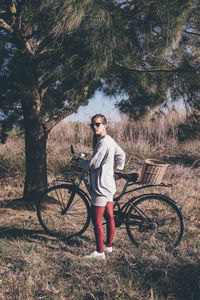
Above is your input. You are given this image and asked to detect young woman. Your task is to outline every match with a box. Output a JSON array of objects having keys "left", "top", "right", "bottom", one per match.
[{"left": 81, "top": 114, "right": 125, "bottom": 259}]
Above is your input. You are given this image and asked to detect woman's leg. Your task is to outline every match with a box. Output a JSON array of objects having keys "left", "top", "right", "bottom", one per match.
[
  {"left": 104, "top": 202, "right": 115, "bottom": 247},
  {"left": 90, "top": 205, "right": 105, "bottom": 253}
]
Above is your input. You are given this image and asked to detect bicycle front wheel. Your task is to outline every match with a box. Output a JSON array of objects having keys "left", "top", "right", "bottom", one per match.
[
  {"left": 37, "top": 184, "right": 90, "bottom": 239},
  {"left": 126, "top": 194, "right": 184, "bottom": 249}
]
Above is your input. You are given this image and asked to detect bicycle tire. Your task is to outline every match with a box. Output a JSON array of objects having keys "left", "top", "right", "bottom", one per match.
[
  {"left": 126, "top": 194, "right": 184, "bottom": 249},
  {"left": 37, "top": 184, "right": 90, "bottom": 239}
]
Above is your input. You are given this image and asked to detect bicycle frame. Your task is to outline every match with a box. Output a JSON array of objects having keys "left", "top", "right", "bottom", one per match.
[
  {"left": 114, "top": 180, "right": 189, "bottom": 220},
  {"left": 53, "top": 147, "right": 188, "bottom": 221},
  {"left": 114, "top": 178, "right": 172, "bottom": 200},
  {"left": 54, "top": 166, "right": 181, "bottom": 215},
  {"left": 37, "top": 155, "right": 186, "bottom": 247},
  {"left": 53, "top": 167, "right": 92, "bottom": 203}
]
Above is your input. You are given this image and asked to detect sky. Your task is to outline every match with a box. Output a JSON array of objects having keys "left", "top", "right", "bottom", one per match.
[{"left": 65, "top": 91, "right": 122, "bottom": 123}]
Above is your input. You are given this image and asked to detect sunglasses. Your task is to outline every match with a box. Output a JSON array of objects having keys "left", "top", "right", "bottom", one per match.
[{"left": 90, "top": 123, "right": 104, "bottom": 128}]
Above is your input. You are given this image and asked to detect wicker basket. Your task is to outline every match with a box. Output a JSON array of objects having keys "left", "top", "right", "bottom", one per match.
[{"left": 140, "top": 159, "right": 168, "bottom": 184}]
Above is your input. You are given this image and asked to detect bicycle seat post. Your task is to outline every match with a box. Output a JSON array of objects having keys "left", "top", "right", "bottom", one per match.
[{"left": 115, "top": 178, "right": 129, "bottom": 202}]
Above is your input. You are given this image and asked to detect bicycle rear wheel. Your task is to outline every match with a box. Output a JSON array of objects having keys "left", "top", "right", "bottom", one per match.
[
  {"left": 126, "top": 194, "right": 184, "bottom": 249},
  {"left": 37, "top": 184, "right": 90, "bottom": 239}
]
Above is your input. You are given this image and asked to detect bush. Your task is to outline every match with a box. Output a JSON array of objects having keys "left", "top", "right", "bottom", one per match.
[{"left": 0, "top": 153, "right": 25, "bottom": 179}]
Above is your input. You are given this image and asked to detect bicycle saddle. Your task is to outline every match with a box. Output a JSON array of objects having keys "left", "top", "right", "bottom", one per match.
[{"left": 115, "top": 172, "right": 139, "bottom": 182}]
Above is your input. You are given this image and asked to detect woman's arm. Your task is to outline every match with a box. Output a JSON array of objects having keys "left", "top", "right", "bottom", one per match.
[
  {"left": 114, "top": 144, "right": 125, "bottom": 171},
  {"left": 80, "top": 139, "right": 108, "bottom": 170}
]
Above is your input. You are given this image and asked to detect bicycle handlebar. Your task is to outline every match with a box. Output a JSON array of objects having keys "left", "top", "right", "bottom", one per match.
[{"left": 70, "top": 144, "right": 90, "bottom": 160}]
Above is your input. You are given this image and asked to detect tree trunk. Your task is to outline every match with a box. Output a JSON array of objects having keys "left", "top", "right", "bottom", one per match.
[{"left": 22, "top": 94, "right": 49, "bottom": 204}]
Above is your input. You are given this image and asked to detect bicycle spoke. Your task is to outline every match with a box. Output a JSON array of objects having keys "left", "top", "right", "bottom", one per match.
[
  {"left": 126, "top": 195, "right": 184, "bottom": 249},
  {"left": 37, "top": 185, "right": 90, "bottom": 238},
  {"left": 67, "top": 197, "right": 84, "bottom": 210},
  {"left": 55, "top": 187, "right": 66, "bottom": 210}
]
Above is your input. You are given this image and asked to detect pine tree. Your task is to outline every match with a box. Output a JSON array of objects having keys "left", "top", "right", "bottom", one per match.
[
  {"left": 0, "top": 0, "right": 199, "bottom": 203},
  {"left": 103, "top": 0, "right": 200, "bottom": 119},
  {"left": 0, "top": 0, "right": 122, "bottom": 202}
]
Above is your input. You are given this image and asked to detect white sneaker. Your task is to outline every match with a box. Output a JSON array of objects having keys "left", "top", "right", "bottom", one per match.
[
  {"left": 104, "top": 246, "right": 112, "bottom": 253},
  {"left": 85, "top": 251, "right": 105, "bottom": 260}
]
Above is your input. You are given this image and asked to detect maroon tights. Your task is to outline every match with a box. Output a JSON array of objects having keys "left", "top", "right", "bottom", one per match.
[{"left": 90, "top": 202, "right": 115, "bottom": 253}]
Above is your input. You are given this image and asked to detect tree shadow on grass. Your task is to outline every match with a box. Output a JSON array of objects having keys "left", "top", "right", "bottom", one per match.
[
  {"left": 0, "top": 197, "right": 92, "bottom": 253},
  {"left": 114, "top": 252, "right": 200, "bottom": 300},
  {"left": 0, "top": 226, "right": 49, "bottom": 241},
  {"left": 0, "top": 197, "right": 36, "bottom": 211},
  {"left": 0, "top": 225, "right": 92, "bottom": 248},
  {"left": 144, "top": 263, "right": 200, "bottom": 300}
]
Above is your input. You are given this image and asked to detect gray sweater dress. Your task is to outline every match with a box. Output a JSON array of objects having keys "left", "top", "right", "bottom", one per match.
[{"left": 81, "top": 134, "right": 125, "bottom": 206}]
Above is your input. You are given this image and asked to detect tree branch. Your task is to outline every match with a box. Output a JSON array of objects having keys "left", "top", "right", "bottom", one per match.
[
  {"left": 9, "top": 0, "right": 17, "bottom": 14},
  {"left": 184, "top": 30, "right": 200, "bottom": 37},
  {"left": 0, "top": 18, "right": 14, "bottom": 33},
  {"left": 46, "top": 107, "right": 77, "bottom": 131},
  {"left": 25, "top": 40, "right": 35, "bottom": 55},
  {"left": 115, "top": 61, "right": 176, "bottom": 72},
  {"left": 143, "top": 49, "right": 177, "bottom": 70}
]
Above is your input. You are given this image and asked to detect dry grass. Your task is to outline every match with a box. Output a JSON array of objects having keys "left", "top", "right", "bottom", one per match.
[{"left": 0, "top": 111, "right": 200, "bottom": 299}]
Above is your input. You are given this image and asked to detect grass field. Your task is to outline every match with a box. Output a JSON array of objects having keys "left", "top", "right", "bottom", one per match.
[{"left": 0, "top": 111, "right": 200, "bottom": 299}]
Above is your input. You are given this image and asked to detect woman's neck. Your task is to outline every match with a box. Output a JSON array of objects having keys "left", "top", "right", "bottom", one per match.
[{"left": 98, "top": 132, "right": 106, "bottom": 137}]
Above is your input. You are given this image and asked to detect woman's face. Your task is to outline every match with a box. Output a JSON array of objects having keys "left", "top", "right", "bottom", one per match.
[{"left": 91, "top": 117, "right": 106, "bottom": 136}]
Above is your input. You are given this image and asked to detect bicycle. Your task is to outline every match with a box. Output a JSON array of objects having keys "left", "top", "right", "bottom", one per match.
[{"left": 37, "top": 145, "right": 187, "bottom": 249}]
